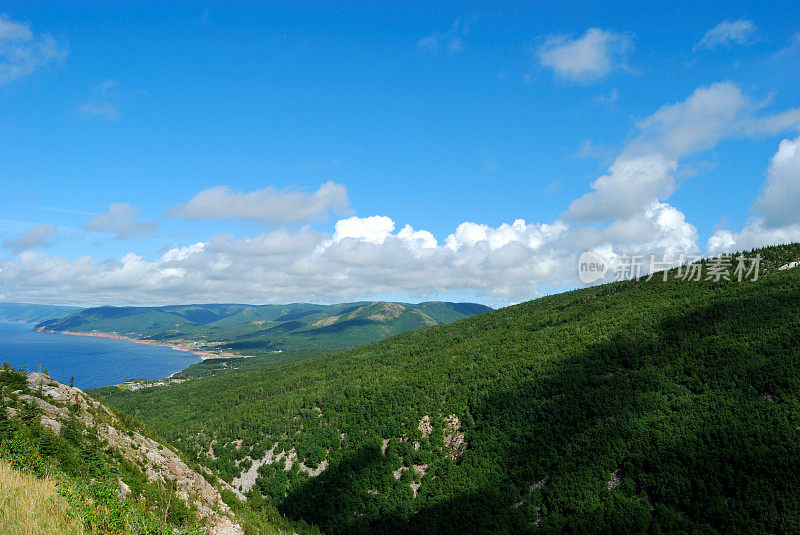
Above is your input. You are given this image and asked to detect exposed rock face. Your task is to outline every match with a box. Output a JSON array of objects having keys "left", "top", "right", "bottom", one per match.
[
  {"left": 443, "top": 414, "right": 466, "bottom": 459},
  {"left": 23, "top": 373, "right": 243, "bottom": 535},
  {"left": 231, "top": 443, "right": 278, "bottom": 498},
  {"left": 418, "top": 415, "right": 432, "bottom": 438},
  {"left": 409, "top": 464, "right": 428, "bottom": 498},
  {"left": 231, "top": 443, "right": 329, "bottom": 497},
  {"left": 607, "top": 469, "right": 623, "bottom": 490},
  {"left": 368, "top": 303, "right": 405, "bottom": 321},
  {"left": 514, "top": 475, "right": 548, "bottom": 508}
]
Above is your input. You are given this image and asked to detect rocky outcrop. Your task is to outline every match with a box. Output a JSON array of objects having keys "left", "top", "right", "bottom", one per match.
[
  {"left": 24, "top": 373, "right": 243, "bottom": 535},
  {"left": 409, "top": 464, "right": 428, "bottom": 498},
  {"left": 231, "top": 443, "right": 329, "bottom": 497},
  {"left": 231, "top": 443, "right": 278, "bottom": 497},
  {"left": 368, "top": 303, "right": 406, "bottom": 322},
  {"left": 443, "top": 414, "right": 466, "bottom": 459},
  {"left": 418, "top": 415, "right": 432, "bottom": 438},
  {"left": 607, "top": 468, "right": 623, "bottom": 490}
]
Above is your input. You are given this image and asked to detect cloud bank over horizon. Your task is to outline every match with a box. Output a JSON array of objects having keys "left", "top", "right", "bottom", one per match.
[
  {"left": 2, "top": 80, "right": 799, "bottom": 307},
  {"left": 2, "top": 12, "right": 800, "bottom": 307}
]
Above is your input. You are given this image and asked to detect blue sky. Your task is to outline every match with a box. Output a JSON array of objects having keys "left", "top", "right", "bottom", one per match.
[{"left": 1, "top": 2, "right": 799, "bottom": 306}]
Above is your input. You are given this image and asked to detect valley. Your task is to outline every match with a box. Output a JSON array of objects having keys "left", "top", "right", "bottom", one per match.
[{"left": 85, "top": 243, "right": 800, "bottom": 534}]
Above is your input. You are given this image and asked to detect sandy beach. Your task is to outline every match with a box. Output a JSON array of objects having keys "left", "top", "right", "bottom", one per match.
[{"left": 33, "top": 327, "right": 254, "bottom": 360}]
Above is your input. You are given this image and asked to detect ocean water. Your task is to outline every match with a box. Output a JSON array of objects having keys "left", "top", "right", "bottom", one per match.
[{"left": 0, "top": 322, "right": 201, "bottom": 389}]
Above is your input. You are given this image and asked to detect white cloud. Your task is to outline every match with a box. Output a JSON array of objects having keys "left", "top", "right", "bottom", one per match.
[
  {"left": 160, "top": 242, "right": 205, "bottom": 262},
  {"left": 707, "top": 221, "right": 800, "bottom": 255},
  {"left": 0, "top": 14, "right": 67, "bottom": 85},
  {"left": 4, "top": 84, "right": 799, "bottom": 306},
  {"left": 77, "top": 79, "right": 119, "bottom": 121},
  {"left": 593, "top": 88, "right": 619, "bottom": 104},
  {"left": 416, "top": 36, "right": 439, "bottom": 53},
  {"left": 575, "top": 139, "right": 613, "bottom": 161},
  {"left": 695, "top": 19, "right": 756, "bottom": 51},
  {"left": 708, "top": 136, "right": 800, "bottom": 254},
  {"left": 397, "top": 225, "right": 437, "bottom": 249},
  {"left": 482, "top": 158, "right": 498, "bottom": 173},
  {"left": 0, "top": 207, "right": 702, "bottom": 306},
  {"left": 417, "top": 20, "right": 467, "bottom": 55},
  {"left": 84, "top": 203, "right": 158, "bottom": 239},
  {"left": 2, "top": 224, "right": 57, "bottom": 253},
  {"left": 570, "top": 82, "right": 800, "bottom": 224},
  {"left": 627, "top": 82, "right": 778, "bottom": 158},
  {"left": 538, "top": 28, "right": 632, "bottom": 82},
  {"left": 170, "top": 181, "right": 348, "bottom": 224},
  {"left": 447, "top": 38, "right": 464, "bottom": 54},
  {"left": 753, "top": 136, "right": 800, "bottom": 228},
  {"left": 569, "top": 154, "right": 677, "bottom": 222},
  {"left": 77, "top": 102, "right": 118, "bottom": 121},
  {"left": 582, "top": 202, "right": 699, "bottom": 259},
  {"left": 332, "top": 215, "right": 395, "bottom": 244}
]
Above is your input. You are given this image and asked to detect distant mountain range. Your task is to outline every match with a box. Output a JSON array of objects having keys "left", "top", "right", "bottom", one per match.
[
  {"left": 0, "top": 302, "right": 81, "bottom": 324},
  {"left": 34, "top": 301, "right": 492, "bottom": 355}
]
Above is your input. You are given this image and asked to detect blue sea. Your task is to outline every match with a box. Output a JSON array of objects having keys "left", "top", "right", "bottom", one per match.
[{"left": 0, "top": 322, "right": 201, "bottom": 389}]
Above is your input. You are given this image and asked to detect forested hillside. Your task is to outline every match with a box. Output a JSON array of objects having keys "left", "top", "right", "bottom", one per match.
[
  {"left": 92, "top": 243, "right": 800, "bottom": 534},
  {"left": 37, "top": 301, "right": 490, "bottom": 355}
]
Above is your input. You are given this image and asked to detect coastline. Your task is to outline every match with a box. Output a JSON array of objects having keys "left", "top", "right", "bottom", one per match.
[{"left": 33, "top": 327, "right": 254, "bottom": 360}]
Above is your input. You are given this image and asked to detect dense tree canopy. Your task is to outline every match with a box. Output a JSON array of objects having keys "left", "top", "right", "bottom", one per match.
[{"left": 93, "top": 243, "right": 800, "bottom": 534}]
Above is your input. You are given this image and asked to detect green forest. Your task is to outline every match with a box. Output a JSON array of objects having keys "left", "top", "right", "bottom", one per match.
[{"left": 89, "top": 243, "right": 800, "bottom": 534}]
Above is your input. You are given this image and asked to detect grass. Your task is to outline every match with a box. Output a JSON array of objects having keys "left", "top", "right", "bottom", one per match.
[{"left": 0, "top": 460, "right": 84, "bottom": 535}]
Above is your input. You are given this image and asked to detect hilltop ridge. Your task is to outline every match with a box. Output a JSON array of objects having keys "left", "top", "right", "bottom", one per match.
[{"left": 35, "top": 301, "right": 491, "bottom": 356}]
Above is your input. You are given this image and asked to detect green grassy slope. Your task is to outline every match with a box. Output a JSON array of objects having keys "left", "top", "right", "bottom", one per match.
[
  {"left": 0, "top": 366, "right": 320, "bottom": 535},
  {"left": 0, "top": 366, "right": 206, "bottom": 534},
  {"left": 36, "top": 301, "right": 491, "bottom": 355},
  {"left": 93, "top": 244, "right": 800, "bottom": 534}
]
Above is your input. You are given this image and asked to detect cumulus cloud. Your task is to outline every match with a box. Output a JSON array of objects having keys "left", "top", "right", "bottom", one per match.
[
  {"left": 570, "top": 83, "right": 800, "bottom": 226},
  {"left": 695, "top": 19, "right": 756, "bottom": 51},
  {"left": 0, "top": 208, "right": 703, "bottom": 306},
  {"left": 568, "top": 154, "right": 677, "bottom": 222},
  {"left": 332, "top": 215, "right": 395, "bottom": 244},
  {"left": 627, "top": 82, "right": 800, "bottom": 158},
  {"left": 707, "top": 221, "right": 800, "bottom": 256},
  {"left": 538, "top": 28, "right": 633, "bottom": 82},
  {"left": 753, "top": 136, "right": 800, "bottom": 228},
  {"left": 2, "top": 224, "right": 57, "bottom": 253},
  {"left": 0, "top": 14, "right": 67, "bottom": 85},
  {"left": 708, "top": 137, "right": 800, "bottom": 254},
  {"left": 84, "top": 203, "right": 158, "bottom": 239},
  {"left": 170, "top": 181, "right": 348, "bottom": 224}
]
